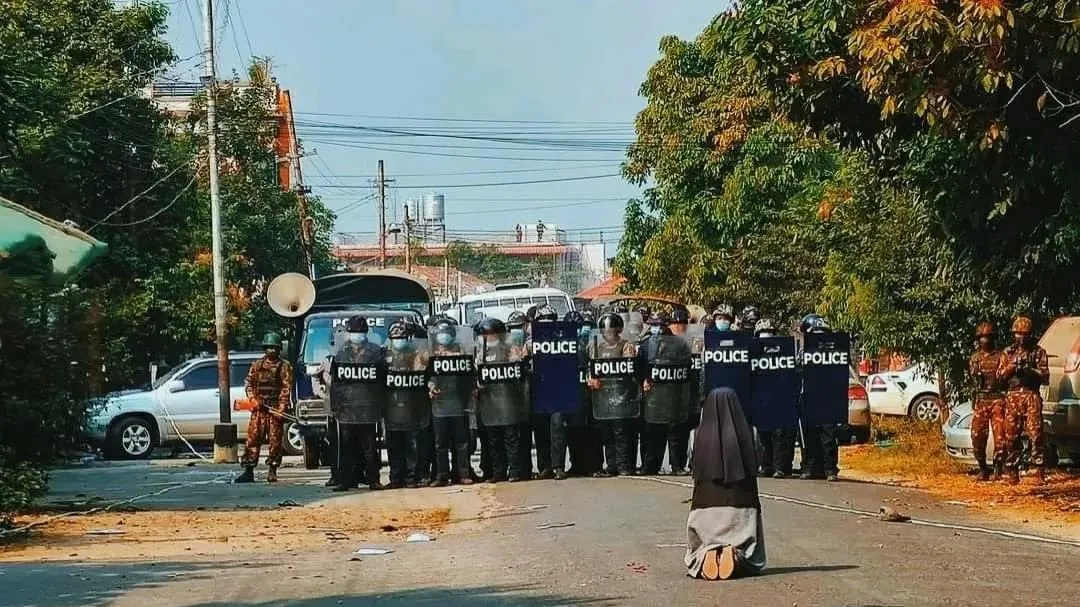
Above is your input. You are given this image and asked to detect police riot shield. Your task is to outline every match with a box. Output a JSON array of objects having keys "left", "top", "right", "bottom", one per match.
[
  {"left": 475, "top": 334, "right": 528, "bottom": 427},
  {"left": 529, "top": 321, "right": 583, "bottom": 415},
  {"left": 685, "top": 323, "right": 706, "bottom": 422},
  {"left": 641, "top": 333, "right": 692, "bottom": 424},
  {"left": 327, "top": 338, "right": 386, "bottom": 425},
  {"left": 568, "top": 323, "right": 593, "bottom": 427},
  {"left": 749, "top": 336, "right": 800, "bottom": 431},
  {"left": 800, "top": 332, "right": 852, "bottom": 425},
  {"left": 383, "top": 340, "right": 432, "bottom": 432},
  {"left": 702, "top": 329, "right": 753, "bottom": 410},
  {"left": 426, "top": 326, "right": 475, "bottom": 418},
  {"left": 588, "top": 324, "right": 640, "bottom": 420}
]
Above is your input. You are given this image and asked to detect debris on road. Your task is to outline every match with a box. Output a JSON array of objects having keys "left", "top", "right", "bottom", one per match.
[
  {"left": 85, "top": 529, "right": 126, "bottom": 536},
  {"left": 278, "top": 500, "right": 299, "bottom": 507},
  {"left": 879, "top": 506, "right": 911, "bottom": 523},
  {"left": 405, "top": 533, "right": 434, "bottom": 543},
  {"left": 353, "top": 547, "right": 393, "bottom": 556},
  {"left": 535, "top": 522, "right": 575, "bottom": 530},
  {"left": 625, "top": 561, "right": 649, "bottom": 574},
  {"left": 656, "top": 543, "right": 687, "bottom": 548},
  {"left": 380, "top": 525, "right": 397, "bottom": 532}
]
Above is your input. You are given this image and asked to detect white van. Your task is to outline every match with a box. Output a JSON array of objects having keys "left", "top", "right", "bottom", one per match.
[{"left": 451, "top": 283, "right": 574, "bottom": 325}]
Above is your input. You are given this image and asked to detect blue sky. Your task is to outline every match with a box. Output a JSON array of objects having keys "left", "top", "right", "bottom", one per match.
[{"left": 162, "top": 0, "right": 723, "bottom": 242}]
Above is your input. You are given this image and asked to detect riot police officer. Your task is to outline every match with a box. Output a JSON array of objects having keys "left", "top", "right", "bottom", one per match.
[
  {"left": 638, "top": 312, "right": 692, "bottom": 475},
  {"left": 712, "top": 304, "right": 735, "bottom": 332},
  {"left": 753, "top": 318, "right": 779, "bottom": 476},
  {"left": 739, "top": 306, "right": 761, "bottom": 332},
  {"left": 384, "top": 321, "right": 429, "bottom": 488},
  {"left": 666, "top": 306, "right": 696, "bottom": 475},
  {"left": 564, "top": 310, "right": 600, "bottom": 477},
  {"left": 587, "top": 312, "right": 640, "bottom": 476},
  {"left": 525, "top": 304, "right": 561, "bottom": 479},
  {"left": 417, "top": 318, "right": 475, "bottom": 486},
  {"left": 475, "top": 317, "right": 527, "bottom": 482},
  {"left": 510, "top": 310, "right": 534, "bottom": 478},
  {"left": 798, "top": 313, "right": 840, "bottom": 481},
  {"left": 322, "top": 316, "right": 385, "bottom": 491}
]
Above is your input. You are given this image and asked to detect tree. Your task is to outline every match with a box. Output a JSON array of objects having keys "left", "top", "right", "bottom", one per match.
[{"left": 441, "top": 241, "right": 554, "bottom": 287}]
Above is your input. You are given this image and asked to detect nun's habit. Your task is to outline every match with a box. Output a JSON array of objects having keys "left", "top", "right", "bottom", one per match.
[{"left": 684, "top": 388, "right": 766, "bottom": 579}]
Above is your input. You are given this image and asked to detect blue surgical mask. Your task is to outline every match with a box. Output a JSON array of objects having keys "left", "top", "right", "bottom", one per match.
[
  {"left": 510, "top": 328, "right": 525, "bottom": 344},
  {"left": 715, "top": 320, "right": 731, "bottom": 331},
  {"left": 436, "top": 332, "right": 455, "bottom": 346},
  {"left": 348, "top": 333, "right": 367, "bottom": 344},
  {"left": 649, "top": 325, "right": 661, "bottom": 335},
  {"left": 390, "top": 338, "right": 409, "bottom": 351}
]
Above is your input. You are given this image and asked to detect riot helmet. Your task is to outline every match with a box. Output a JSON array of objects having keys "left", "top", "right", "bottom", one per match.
[
  {"left": 670, "top": 306, "right": 691, "bottom": 325},
  {"left": 610, "top": 302, "right": 629, "bottom": 314},
  {"left": 387, "top": 321, "right": 413, "bottom": 351},
  {"left": 799, "top": 313, "right": 831, "bottom": 334},
  {"left": 525, "top": 305, "right": 539, "bottom": 323},
  {"left": 754, "top": 318, "right": 777, "bottom": 338},
  {"left": 432, "top": 319, "right": 458, "bottom": 347},
  {"left": 598, "top": 312, "right": 624, "bottom": 344},
  {"left": 712, "top": 304, "right": 734, "bottom": 331},
  {"left": 477, "top": 317, "right": 508, "bottom": 349},
  {"left": 740, "top": 305, "right": 760, "bottom": 330},
  {"left": 345, "top": 315, "right": 370, "bottom": 345},
  {"left": 506, "top": 311, "right": 527, "bottom": 345},
  {"left": 564, "top": 310, "right": 585, "bottom": 324},
  {"left": 535, "top": 304, "right": 558, "bottom": 322},
  {"left": 581, "top": 309, "right": 596, "bottom": 324}
]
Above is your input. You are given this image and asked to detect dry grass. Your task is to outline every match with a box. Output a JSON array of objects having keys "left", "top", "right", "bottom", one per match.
[{"left": 843, "top": 415, "right": 965, "bottom": 478}]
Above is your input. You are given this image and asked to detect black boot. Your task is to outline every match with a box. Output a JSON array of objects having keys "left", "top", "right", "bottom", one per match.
[
  {"left": 976, "top": 461, "right": 991, "bottom": 482},
  {"left": 234, "top": 466, "right": 255, "bottom": 483}
]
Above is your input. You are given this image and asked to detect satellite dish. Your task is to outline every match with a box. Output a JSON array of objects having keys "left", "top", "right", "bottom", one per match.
[{"left": 266, "top": 272, "right": 316, "bottom": 318}]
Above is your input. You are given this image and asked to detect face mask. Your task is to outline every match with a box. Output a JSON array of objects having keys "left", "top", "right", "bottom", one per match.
[
  {"left": 390, "top": 338, "right": 409, "bottom": 351},
  {"left": 1014, "top": 333, "right": 1029, "bottom": 346},
  {"left": 510, "top": 328, "right": 525, "bottom": 344},
  {"left": 715, "top": 320, "right": 731, "bottom": 331},
  {"left": 578, "top": 326, "right": 592, "bottom": 339},
  {"left": 348, "top": 333, "right": 367, "bottom": 344},
  {"left": 485, "top": 338, "right": 501, "bottom": 349},
  {"left": 436, "top": 332, "right": 455, "bottom": 346},
  {"left": 265, "top": 348, "right": 280, "bottom": 359},
  {"left": 649, "top": 325, "right": 661, "bottom": 335}
]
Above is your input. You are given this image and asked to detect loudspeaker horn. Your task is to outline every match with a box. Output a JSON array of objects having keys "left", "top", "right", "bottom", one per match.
[{"left": 267, "top": 272, "right": 316, "bottom": 318}]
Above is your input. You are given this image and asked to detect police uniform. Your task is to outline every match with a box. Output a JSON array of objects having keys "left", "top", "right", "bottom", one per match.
[
  {"left": 997, "top": 316, "right": 1050, "bottom": 484},
  {"left": 797, "top": 314, "right": 840, "bottom": 481},
  {"left": 237, "top": 332, "right": 293, "bottom": 483},
  {"left": 416, "top": 320, "right": 475, "bottom": 486},
  {"left": 969, "top": 322, "right": 1007, "bottom": 480},
  {"left": 385, "top": 322, "right": 429, "bottom": 488},
  {"left": 476, "top": 318, "right": 527, "bottom": 482},
  {"left": 637, "top": 315, "right": 692, "bottom": 475},
  {"left": 523, "top": 305, "right": 565, "bottom": 480},
  {"left": 588, "top": 313, "right": 639, "bottom": 476}
]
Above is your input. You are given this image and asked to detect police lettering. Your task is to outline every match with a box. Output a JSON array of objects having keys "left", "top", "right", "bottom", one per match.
[
  {"left": 691, "top": 357, "right": 703, "bottom": 371},
  {"left": 801, "top": 351, "right": 850, "bottom": 366},
  {"left": 591, "top": 360, "right": 635, "bottom": 377},
  {"left": 480, "top": 364, "right": 522, "bottom": 383},
  {"left": 651, "top": 366, "right": 688, "bottom": 382},
  {"left": 433, "top": 357, "right": 473, "bottom": 374},
  {"left": 531, "top": 340, "right": 578, "bottom": 356},
  {"left": 578, "top": 369, "right": 588, "bottom": 384},
  {"left": 386, "top": 372, "right": 426, "bottom": 389},
  {"left": 703, "top": 349, "right": 750, "bottom": 365},
  {"left": 335, "top": 364, "right": 378, "bottom": 381},
  {"left": 751, "top": 356, "right": 797, "bottom": 371}
]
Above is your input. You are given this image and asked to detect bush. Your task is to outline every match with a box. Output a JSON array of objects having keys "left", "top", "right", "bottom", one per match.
[{"left": 845, "top": 414, "right": 964, "bottom": 478}]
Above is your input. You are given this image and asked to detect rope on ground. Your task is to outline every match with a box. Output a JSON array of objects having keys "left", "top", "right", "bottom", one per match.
[
  {"left": 627, "top": 475, "right": 1080, "bottom": 550},
  {"left": 0, "top": 473, "right": 233, "bottom": 539}
]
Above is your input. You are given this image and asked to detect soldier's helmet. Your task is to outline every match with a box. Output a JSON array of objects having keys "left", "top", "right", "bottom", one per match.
[
  {"left": 1011, "top": 316, "right": 1033, "bottom": 334},
  {"left": 754, "top": 318, "right": 777, "bottom": 336},
  {"left": 975, "top": 321, "right": 995, "bottom": 338},
  {"left": 346, "top": 315, "right": 369, "bottom": 333},
  {"left": 670, "top": 306, "right": 691, "bottom": 325},
  {"left": 563, "top": 310, "right": 585, "bottom": 324},
  {"left": 261, "top": 332, "right": 284, "bottom": 348},
  {"left": 388, "top": 321, "right": 411, "bottom": 340},
  {"left": 713, "top": 304, "right": 734, "bottom": 320},
  {"left": 598, "top": 312, "right": 624, "bottom": 330},
  {"left": 535, "top": 304, "right": 558, "bottom": 322},
  {"left": 799, "top": 313, "right": 831, "bottom": 334},
  {"left": 477, "top": 317, "right": 508, "bottom": 336},
  {"left": 506, "top": 311, "right": 527, "bottom": 328}
]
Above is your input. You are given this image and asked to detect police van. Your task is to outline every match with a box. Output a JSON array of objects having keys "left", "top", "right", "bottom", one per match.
[{"left": 451, "top": 283, "right": 574, "bottom": 324}]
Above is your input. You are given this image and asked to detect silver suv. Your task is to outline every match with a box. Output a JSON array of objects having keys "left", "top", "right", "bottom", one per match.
[{"left": 84, "top": 352, "right": 303, "bottom": 459}]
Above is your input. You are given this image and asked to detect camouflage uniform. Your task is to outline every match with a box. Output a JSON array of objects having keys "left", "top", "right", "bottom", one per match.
[
  {"left": 998, "top": 339, "right": 1049, "bottom": 474},
  {"left": 242, "top": 356, "right": 294, "bottom": 468},
  {"left": 968, "top": 348, "right": 1007, "bottom": 472}
]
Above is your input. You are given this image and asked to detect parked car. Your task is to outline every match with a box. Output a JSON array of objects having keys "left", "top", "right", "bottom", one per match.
[
  {"left": 84, "top": 352, "right": 304, "bottom": 460},
  {"left": 943, "top": 401, "right": 1064, "bottom": 468},
  {"left": 845, "top": 367, "right": 872, "bottom": 443},
  {"left": 1037, "top": 316, "right": 1080, "bottom": 461},
  {"left": 866, "top": 364, "right": 943, "bottom": 422}
]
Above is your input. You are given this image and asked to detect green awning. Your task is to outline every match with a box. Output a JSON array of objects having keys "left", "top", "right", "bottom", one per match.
[{"left": 0, "top": 196, "right": 108, "bottom": 284}]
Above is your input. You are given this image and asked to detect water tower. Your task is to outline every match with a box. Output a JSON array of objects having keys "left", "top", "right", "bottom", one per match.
[{"left": 422, "top": 192, "right": 446, "bottom": 242}]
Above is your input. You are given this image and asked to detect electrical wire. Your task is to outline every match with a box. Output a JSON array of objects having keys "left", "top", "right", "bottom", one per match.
[
  {"left": 317, "top": 164, "right": 618, "bottom": 179},
  {"left": 305, "top": 139, "right": 621, "bottom": 163},
  {"left": 87, "top": 161, "right": 191, "bottom": 231},
  {"left": 96, "top": 175, "right": 197, "bottom": 227},
  {"left": 233, "top": 0, "right": 256, "bottom": 60},
  {"left": 311, "top": 173, "right": 622, "bottom": 190}
]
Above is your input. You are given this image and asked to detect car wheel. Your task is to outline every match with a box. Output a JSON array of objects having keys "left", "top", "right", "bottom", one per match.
[
  {"left": 283, "top": 422, "right": 304, "bottom": 456},
  {"left": 302, "top": 436, "right": 322, "bottom": 470},
  {"left": 107, "top": 417, "right": 156, "bottom": 460},
  {"left": 910, "top": 395, "right": 943, "bottom": 423}
]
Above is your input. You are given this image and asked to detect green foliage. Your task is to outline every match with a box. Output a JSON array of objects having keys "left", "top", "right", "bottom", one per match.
[
  {"left": 0, "top": 0, "right": 335, "bottom": 522},
  {"left": 440, "top": 241, "right": 554, "bottom": 286},
  {"left": 618, "top": 0, "right": 1080, "bottom": 395}
]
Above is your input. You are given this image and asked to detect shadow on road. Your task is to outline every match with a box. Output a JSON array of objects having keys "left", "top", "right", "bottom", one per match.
[
  {"left": 184, "top": 584, "right": 623, "bottom": 606},
  {"left": 1, "top": 560, "right": 249, "bottom": 607},
  {"left": 758, "top": 564, "right": 859, "bottom": 576}
]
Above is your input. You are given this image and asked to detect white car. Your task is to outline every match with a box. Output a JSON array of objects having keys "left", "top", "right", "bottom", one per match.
[
  {"left": 866, "top": 364, "right": 944, "bottom": 422},
  {"left": 84, "top": 352, "right": 304, "bottom": 459}
]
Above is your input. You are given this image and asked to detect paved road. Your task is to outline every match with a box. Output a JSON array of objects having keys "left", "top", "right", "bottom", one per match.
[{"left": 3, "top": 461, "right": 1080, "bottom": 606}]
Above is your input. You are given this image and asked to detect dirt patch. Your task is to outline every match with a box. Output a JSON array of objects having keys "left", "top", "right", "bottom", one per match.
[
  {"left": 0, "top": 486, "right": 499, "bottom": 563},
  {"left": 842, "top": 417, "right": 1080, "bottom": 540}
]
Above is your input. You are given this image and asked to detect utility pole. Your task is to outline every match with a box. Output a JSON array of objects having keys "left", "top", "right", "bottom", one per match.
[
  {"left": 404, "top": 204, "right": 413, "bottom": 274},
  {"left": 377, "top": 160, "right": 387, "bottom": 269},
  {"left": 203, "top": 0, "right": 236, "bottom": 464}
]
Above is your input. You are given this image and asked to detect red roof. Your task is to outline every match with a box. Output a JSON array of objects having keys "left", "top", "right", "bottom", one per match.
[{"left": 577, "top": 275, "right": 625, "bottom": 299}]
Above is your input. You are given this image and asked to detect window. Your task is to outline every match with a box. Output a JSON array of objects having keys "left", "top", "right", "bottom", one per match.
[
  {"left": 548, "top": 297, "right": 570, "bottom": 315},
  {"left": 179, "top": 365, "right": 218, "bottom": 391},
  {"left": 230, "top": 361, "right": 254, "bottom": 387}
]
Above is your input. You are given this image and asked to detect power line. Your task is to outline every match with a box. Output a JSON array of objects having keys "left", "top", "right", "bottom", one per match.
[
  {"left": 97, "top": 175, "right": 198, "bottom": 227},
  {"left": 87, "top": 161, "right": 191, "bottom": 231},
  {"left": 311, "top": 173, "right": 622, "bottom": 190},
  {"left": 318, "top": 163, "right": 618, "bottom": 179},
  {"left": 307, "top": 139, "right": 620, "bottom": 163},
  {"left": 292, "top": 111, "right": 631, "bottom": 126},
  {"left": 232, "top": 0, "right": 255, "bottom": 60}
]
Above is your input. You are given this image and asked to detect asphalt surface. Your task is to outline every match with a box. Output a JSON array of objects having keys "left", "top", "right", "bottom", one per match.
[{"left": 3, "top": 459, "right": 1080, "bottom": 606}]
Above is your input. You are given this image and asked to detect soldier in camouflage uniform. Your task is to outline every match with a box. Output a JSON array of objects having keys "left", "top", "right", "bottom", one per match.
[
  {"left": 236, "top": 332, "right": 294, "bottom": 484},
  {"left": 969, "top": 321, "right": 1007, "bottom": 481},
  {"left": 997, "top": 316, "right": 1050, "bottom": 484}
]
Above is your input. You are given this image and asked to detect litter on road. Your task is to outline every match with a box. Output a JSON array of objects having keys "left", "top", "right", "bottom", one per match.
[
  {"left": 405, "top": 533, "right": 434, "bottom": 543},
  {"left": 353, "top": 547, "right": 393, "bottom": 556},
  {"left": 536, "top": 522, "right": 575, "bottom": 530}
]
